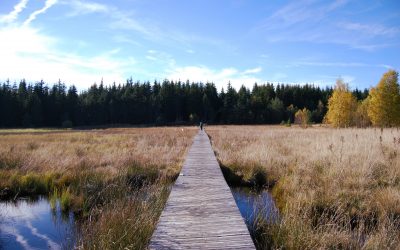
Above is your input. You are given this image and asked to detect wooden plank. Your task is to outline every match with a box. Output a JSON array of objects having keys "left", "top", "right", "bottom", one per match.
[{"left": 149, "top": 130, "right": 255, "bottom": 249}]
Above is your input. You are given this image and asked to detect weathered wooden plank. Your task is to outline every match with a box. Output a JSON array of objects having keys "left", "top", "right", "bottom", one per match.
[{"left": 149, "top": 130, "right": 255, "bottom": 249}]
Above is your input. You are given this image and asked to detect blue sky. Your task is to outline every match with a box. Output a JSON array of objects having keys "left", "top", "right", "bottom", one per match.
[{"left": 0, "top": 0, "right": 399, "bottom": 91}]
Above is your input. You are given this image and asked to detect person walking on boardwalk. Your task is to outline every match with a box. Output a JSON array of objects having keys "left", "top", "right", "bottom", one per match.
[{"left": 199, "top": 121, "right": 203, "bottom": 130}]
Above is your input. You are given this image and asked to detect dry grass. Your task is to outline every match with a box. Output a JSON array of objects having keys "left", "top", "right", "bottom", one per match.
[
  {"left": 207, "top": 125, "right": 400, "bottom": 249},
  {"left": 0, "top": 127, "right": 196, "bottom": 198},
  {"left": 79, "top": 184, "right": 170, "bottom": 249},
  {"left": 0, "top": 127, "right": 197, "bottom": 249},
  {"left": 0, "top": 127, "right": 195, "bottom": 174}
]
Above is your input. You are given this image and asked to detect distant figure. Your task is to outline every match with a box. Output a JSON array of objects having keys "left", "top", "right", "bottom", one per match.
[{"left": 199, "top": 121, "right": 203, "bottom": 130}]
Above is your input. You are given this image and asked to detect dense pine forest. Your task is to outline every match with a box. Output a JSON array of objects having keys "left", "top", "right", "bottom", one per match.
[{"left": 0, "top": 79, "right": 369, "bottom": 127}]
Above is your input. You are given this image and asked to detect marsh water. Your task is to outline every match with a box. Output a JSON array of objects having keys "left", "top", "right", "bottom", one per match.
[
  {"left": 0, "top": 188, "right": 278, "bottom": 249},
  {"left": 231, "top": 187, "right": 279, "bottom": 227},
  {"left": 0, "top": 197, "right": 76, "bottom": 249}
]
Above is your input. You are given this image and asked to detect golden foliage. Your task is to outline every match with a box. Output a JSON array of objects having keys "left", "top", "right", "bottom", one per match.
[
  {"left": 325, "top": 79, "right": 357, "bottom": 127},
  {"left": 354, "top": 97, "right": 371, "bottom": 127},
  {"left": 368, "top": 70, "right": 400, "bottom": 127},
  {"left": 294, "top": 108, "right": 311, "bottom": 128}
]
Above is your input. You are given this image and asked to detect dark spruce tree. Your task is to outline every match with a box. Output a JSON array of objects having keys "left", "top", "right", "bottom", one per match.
[{"left": 0, "top": 78, "right": 368, "bottom": 128}]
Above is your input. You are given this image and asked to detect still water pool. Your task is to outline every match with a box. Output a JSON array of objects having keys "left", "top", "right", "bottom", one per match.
[
  {"left": 0, "top": 197, "right": 76, "bottom": 250},
  {"left": 231, "top": 187, "right": 280, "bottom": 226},
  {"left": 0, "top": 188, "right": 276, "bottom": 249}
]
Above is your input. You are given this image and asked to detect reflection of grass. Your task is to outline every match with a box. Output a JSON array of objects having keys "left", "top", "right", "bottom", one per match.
[
  {"left": 208, "top": 125, "right": 400, "bottom": 249},
  {"left": 49, "top": 189, "right": 57, "bottom": 210},
  {"left": 60, "top": 189, "right": 72, "bottom": 212},
  {"left": 0, "top": 127, "right": 196, "bottom": 248}
]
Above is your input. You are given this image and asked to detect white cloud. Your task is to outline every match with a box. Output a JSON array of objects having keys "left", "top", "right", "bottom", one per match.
[
  {"left": 109, "top": 11, "right": 160, "bottom": 39},
  {"left": 113, "top": 35, "right": 142, "bottom": 47},
  {"left": 338, "top": 21, "right": 399, "bottom": 37},
  {"left": 255, "top": 0, "right": 398, "bottom": 51},
  {"left": 350, "top": 43, "right": 394, "bottom": 52},
  {"left": 378, "top": 64, "right": 394, "bottom": 70},
  {"left": 23, "top": 0, "right": 58, "bottom": 26},
  {"left": 0, "top": 0, "right": 29, "bottom": 23},
  {"left": 27, "top": 222, "right": 61, "bottom": 250},
  {"left": 289, "top": 60, "right": 394, "bottom": 69},
  {"left": 0, "top": 26, "right": 134, "bottom": 89},
  {"left": 1, "top": 226, "right": 32, "bottom": 249},
  {"left": 63, "top": 0, "right": 109, "bottom": 16},
  {"left": 243, "top": 67, "right": 262, "bottom": 74},
  {"left": 1, "top": 26, "right": 54, "bottom": 53},
  {"left": 0, "top": 200, "right": 59, "bottom": 250},
  {"left": 61, "top": 0, "right": 160, "bottom": 42},
  {"left": 145, "top": 50, "right": 176, "bottom": 67},
  {"left": 166, "top": 66, "right": 262, "bottom": 90},
  {"left": 261, "top": 0, "right": 347, "bottom": 29},
  {"left": 60, "top": 1, "right": 232, "bottom": 54}
]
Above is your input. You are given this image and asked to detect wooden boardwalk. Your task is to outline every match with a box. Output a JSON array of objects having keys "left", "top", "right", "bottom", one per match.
[{"left": 150, "top": 130, "right": 255, "bottom": 249}]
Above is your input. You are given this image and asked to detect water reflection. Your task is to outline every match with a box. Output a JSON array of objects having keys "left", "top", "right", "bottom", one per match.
[
  {"left": 0, "top": 197, "right": 76, "bottom": 250},
  {"left": 231, "top": 187, "right": 280, "bottom": 226}
]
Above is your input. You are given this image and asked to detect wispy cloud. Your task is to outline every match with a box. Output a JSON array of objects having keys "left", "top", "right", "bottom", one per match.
[
  {"left": 290, "top": 60, "right": 394, "bottom": 69},
  {"left": 259, "top": 0, "right": 347, "bottom": 30},
  {"left": 109, "top": 11, "right": 155, "bottom": 38},
  {"left": 145, "top": 50, "right": 176, "bottom": 67},
  {"left": 27, "top": 222, "right": 60, "bottom": 250},
  {"left": 166, "top": 65, "right": 263, "bottom": 90},
  {"left": 23, "top": 0, "right": 58, "bottom": 26},
  {"left": 1, "top": 226, "right": 32, "bottom": 249},
  {"left": 112, "top": 35, "right": 142, "bottom": 47},
  {"left": 338, "top": 21, "right": 400, "bottom": 37},
  {"left": 63, "top": 1, "right": 164, "bottom": 42},
  {"left": 242, "top": 67, "right": 262, "bottom": 74},
  {"left": 63, "top": 0, "right": 109, "bottom": 16},
  {"left": 62, "top": 0, "right": 232, "bottom": 53},
  {"left": 0, "top": 0, "right": 29, "bottom": 23},
  {"left": 255, "top": 0, "right": 399, "bottom": 51}
]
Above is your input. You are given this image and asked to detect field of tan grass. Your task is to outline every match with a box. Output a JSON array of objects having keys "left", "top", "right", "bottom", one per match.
[
  {"left": 0, "top": 127, "right": 196, "bottom": 249},
  {"left": 0, "top": 127, "right": 195, "bottom": 175},
  {"left": 207, "top": 125, "right": 400, "bottom": 249}
]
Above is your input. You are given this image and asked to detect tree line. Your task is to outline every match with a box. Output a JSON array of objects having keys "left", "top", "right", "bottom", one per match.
[{"left": 0, "top": 78, "right": 370, "bottom": 128}]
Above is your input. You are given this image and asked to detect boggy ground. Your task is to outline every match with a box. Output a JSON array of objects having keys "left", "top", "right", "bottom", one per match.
[
  {"left": 0, "top": 127, "right": 197, "bottom": 249},
  {"left": 207, "top": 125, "right": 400, "bottom": 249}
]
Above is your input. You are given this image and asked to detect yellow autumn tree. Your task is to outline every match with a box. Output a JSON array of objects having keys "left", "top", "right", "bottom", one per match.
[
  {"left": 294, "top": 108, "right": 311, "bottom": 128},
  {"left": 325, "top": 78, "right": 357, "bottom": 127},
  {"left": 368, "top": 70, "right": 400, "bottom": 127},
  {"left": 354, "top": 97, "right": 371, "bottom": 127}
]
